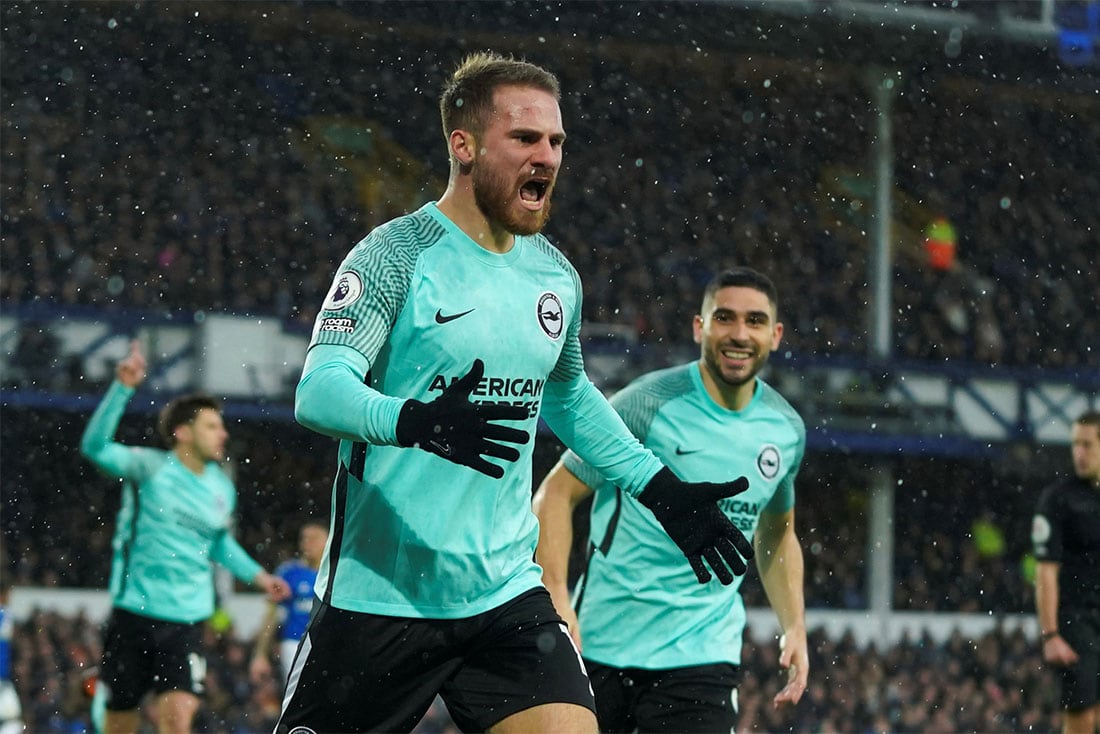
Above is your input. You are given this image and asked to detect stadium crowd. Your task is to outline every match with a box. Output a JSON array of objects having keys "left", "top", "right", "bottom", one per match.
[
  {"left": 2, "top": 2, "right": 1093, "bottom": 731},
  {"left": 2, "top": 2, "right": 1097, "bottom": 370},
  {"left": 7, "top": 603, "right": 1064, "bottom": 733}
]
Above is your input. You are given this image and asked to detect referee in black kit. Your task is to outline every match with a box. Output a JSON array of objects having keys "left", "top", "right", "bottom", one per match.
[{"left": 1033, "top": 410, "right": 1100, "bottom": 734}]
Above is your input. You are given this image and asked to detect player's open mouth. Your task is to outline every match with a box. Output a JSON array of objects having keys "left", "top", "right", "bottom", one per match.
[{"left": 519, "top": 179, "right": 549, "bottom": 208}]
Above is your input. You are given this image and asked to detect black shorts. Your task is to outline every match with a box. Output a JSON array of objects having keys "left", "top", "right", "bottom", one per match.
[
  {"left": 99, "top": 608, "right": 206, "bottom": 710},
  {"left": 585, "top": 659, "right": 741, "bottom": 733},
  {"left": 1059, "top": 607, "right": 1100, "bottom": 711},
  {"left": 276, "top": 587, "right": 595, "bottom": 733}
]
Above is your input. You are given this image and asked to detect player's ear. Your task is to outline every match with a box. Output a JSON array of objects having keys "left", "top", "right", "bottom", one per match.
[
  {"left": 770, "top": 321, "right": 784, "bottom": 352},
  {"left": 450, "top": 129, "right": 477, "bottom": 167},
  {"left": 692, "top": 314, "right": 704, "bottom": 345},
  {"left": 173, "top": 423, "right": 193, "bottom": 447}
]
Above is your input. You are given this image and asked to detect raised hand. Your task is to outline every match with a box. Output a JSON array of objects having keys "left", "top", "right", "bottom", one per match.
[{"left": 116, "top": 340, "right": 147, "bottom": 388}]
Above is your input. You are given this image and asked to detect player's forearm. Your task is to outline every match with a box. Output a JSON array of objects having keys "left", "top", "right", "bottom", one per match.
[
  {"left": 295, "top": 346, "right": 405, "bottom": 444},
  {"left": 1035, "top": 562, "right": 1060, "bottom": 633},
  {"left": 213, "top": 533, "right": 264, "bottom": 584},
  {"left": 533, "top": 470, "right": 580, "bottom": 591},
  {"left": 757, "top": 520, "right": 806, "bottom": 634},
  {"left": 541, "top": 375, "right": 663, "bottom": 498},
  {"left": 80, "top": 380, "right": 136, "bottom": 472}
]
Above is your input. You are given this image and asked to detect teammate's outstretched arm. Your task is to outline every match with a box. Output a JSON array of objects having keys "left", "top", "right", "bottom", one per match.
[
  {"left": 755, "top": 508, "right": 808, "bottom": 708},
  {"left": 533, "top": 460, "right": 594, "bottom": 650},
  {"left": 637, "top": 468, "right": 755, "bottom": 585},
  {"left": 540, "top": 373, "right": 754, "bottom": 584},
  {"left": 80, "top": 340, "right": 151, "bottom": 476}
]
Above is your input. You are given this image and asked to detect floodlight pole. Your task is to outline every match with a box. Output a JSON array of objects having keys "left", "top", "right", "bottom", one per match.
[
  {"left": 865, "top": 69, "right": 898, "bottom": 641},
  {"left": 868, "top": 70, "right": 896, "bottom": 362}
]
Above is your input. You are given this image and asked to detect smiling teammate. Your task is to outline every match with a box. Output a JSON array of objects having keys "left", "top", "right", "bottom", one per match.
[
  {"left": 534, "top": 268, "right": 809, "bottom": 732},
  {"left": 275, "top": 52, "right": 755, "bottom": 734}
]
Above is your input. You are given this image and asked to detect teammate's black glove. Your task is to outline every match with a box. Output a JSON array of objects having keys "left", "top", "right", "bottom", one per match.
[
  {"left": 638, "top": 467, "right": 755, "bottom": 585},
  {"left": 395, "top": 359, "right": 530, "bottom": 479}
]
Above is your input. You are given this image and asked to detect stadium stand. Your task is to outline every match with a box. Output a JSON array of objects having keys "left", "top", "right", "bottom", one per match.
[{"left": 2, "top": 2, "right": 1097, "bottom": 368}]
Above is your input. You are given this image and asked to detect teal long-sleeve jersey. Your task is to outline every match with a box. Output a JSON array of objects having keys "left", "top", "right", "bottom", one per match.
[
  {"left": 296, "top": 202, "right": 665, "bottom": 619},
  {"left": 81, "top": 381, "right": 262, "bottom": 623}
]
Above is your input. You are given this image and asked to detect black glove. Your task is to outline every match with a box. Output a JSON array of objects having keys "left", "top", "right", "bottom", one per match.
[
  {"left": 395, "top": 359, "right": 530, "bottom": 478},
  {"left": 638, "top": 467, "right": 755, "bottom": 585}
]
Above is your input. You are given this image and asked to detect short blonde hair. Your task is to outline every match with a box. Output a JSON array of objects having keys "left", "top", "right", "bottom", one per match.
[{"left": 439, "top": 51, "right": 560, "bottom": 145}]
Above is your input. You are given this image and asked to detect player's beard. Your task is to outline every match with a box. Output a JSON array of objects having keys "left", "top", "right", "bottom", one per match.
[
  {"left": 473, "top": 164, "right": 552, "bottom": 236},
  {"left": 702, "top": 340, "right": 769, "bottom": 389}
]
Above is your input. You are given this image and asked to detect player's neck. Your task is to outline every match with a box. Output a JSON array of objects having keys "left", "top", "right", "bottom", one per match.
[
  {"left": 697, "top": 361, "right": 756, "bottom": 411},
  {"left": 174, "top": 446, "right": 207, "bottom": 475},
  {"left": 437, "top": 187, "right": 515, "bottom": 254}
]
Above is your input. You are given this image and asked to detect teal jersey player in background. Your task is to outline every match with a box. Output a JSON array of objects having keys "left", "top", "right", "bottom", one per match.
[
  {"left": 535, "top": 268, "right": 810, "bottom": 733},
  {"left": 277, "top": 52, "right": 755, "bottom": 734},
  {"left": 81, "top": 341, "right": 289, "bottom": 734}
]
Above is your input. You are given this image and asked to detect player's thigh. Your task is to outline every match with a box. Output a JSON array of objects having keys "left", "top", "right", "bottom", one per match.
[
  {"left": 276, "top": 601, "right": 459, "bottom": 733},
  {"left": 155, "top": 690, "right": 200, "bottom": 734},
  {"left": 102, "top": 709, "right": 141, "bottom": 734},
  {"left": 635, "top": 662, "right": 740, "bottom": 733},
  {"left": 584, "top": 660, "right": 639, "bottom": 733},
  {"left": 443, "top": 588, "right": 596, "bottom": 732},
  {"left": 488, "top": 702, "right": 597, "bottom": 734}
]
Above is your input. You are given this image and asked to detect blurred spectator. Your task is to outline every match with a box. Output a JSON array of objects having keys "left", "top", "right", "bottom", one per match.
[{"left": 923, "top": 215, "right": 958, "bottom": 272}]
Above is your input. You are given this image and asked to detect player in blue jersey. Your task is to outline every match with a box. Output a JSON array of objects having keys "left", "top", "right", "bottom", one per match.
[
  {"left": 81, "top": 341, "right": 289, "bottom": 734},
  {"left": 1033, "top": 411, "right": 1100, "bottom": 734},
  {"left": 276, "top": 52, "right": 755, "bottom": 734},
  {"left": 0, "top": 578, "right": 23, "bottom": 734},
  {"left": 249, "top": 520, "right": 328, "bottom": 689},
  {"left": 534, "top": 268, "right": 809, "bottom": 732}
]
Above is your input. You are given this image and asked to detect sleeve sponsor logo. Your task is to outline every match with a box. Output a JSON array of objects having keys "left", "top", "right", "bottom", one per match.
[
  {"left": 537, "top": 291, "right": 564, "bottom": 339},
  {"left": 318, "top": 317, "right": 357, "bottom": 334},
  {"left": 322, "top": 271, "right": 364, "bottom": 311}
]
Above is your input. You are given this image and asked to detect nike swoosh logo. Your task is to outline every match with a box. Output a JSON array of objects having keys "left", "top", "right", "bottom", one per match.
[
  {"left": 429, "top": 439, "right": 453, "bottom": 456},
  {"left": 435, "top": 308, "right": 475, "bottom": 324},
  {"left": 675, "top": 447, "right": 702, "bottom": 456}
]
